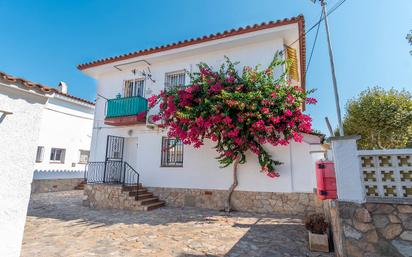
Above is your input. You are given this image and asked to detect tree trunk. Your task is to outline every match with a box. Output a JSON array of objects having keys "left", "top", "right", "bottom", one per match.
[{"left": 224, "top": 156, "right": 240, "bottom": 212}]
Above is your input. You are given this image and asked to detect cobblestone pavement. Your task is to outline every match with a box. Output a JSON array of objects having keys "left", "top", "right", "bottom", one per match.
[{"left": 22, "top": 191, "right": 333, "bottom": 257}]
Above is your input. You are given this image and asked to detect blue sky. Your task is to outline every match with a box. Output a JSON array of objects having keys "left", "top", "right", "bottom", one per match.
[{"left": 1, "top": 0, "right": 411, "bottom": 133}]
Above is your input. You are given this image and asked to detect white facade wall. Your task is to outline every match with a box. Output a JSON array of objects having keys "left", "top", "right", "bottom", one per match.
[
  {"left": 87, "top": 24, "right": 321, "bottom": 194},
  {"left": 34, "top": 97, "right": 94, "bottom": 177},
  {"left": 0, "top": 82, "right": 47, "bottom": 257}
]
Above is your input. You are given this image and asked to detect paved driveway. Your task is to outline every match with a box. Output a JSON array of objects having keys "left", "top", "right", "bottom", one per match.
[{"left": 22, "top": 191, "right": 332, "bottom": 257}]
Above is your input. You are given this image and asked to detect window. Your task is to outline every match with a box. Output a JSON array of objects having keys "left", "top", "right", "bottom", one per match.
[
  {"left": 161, "top": 137, "right": 183, "bottom": 167},
  {"left": 79, "top": 150, "right": 90, "bottom": 164},
  {"left": 165, "top": 71, "right": 185, "bottom": 89},
  {"left": 50, "top": 148, "right": 66, "bottom": 163},
  {"left": 35, "top": 146, "right": 44, "bottom": 163},
  {"left": 124, "top": 79, "right": 145, "bottom": 97}
]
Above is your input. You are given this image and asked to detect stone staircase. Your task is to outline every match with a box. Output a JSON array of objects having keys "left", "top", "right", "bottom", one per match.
[{"left": 122, "top": 184, "right": 165, "bottom": 211}]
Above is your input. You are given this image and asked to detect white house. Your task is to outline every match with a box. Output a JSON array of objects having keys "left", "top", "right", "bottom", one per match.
[
  {"left": 31, "top": 81, "right": 95, "bottom": 192},
  {"left": 0, "top": 71, "right": 94, "bottom": 257},
  {"left": 79, "top": 15, "right": 325, "bottom": 213}
]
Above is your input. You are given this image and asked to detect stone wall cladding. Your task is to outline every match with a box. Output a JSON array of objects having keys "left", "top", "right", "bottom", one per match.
[
  {"left": 84, "top": 184, "right": 322, "bottom": 214},
  {"left": 31, "top": 178, "right": 84, "bottom": 193},
  {"left": 83, "top": 184, "right": 145, "bottom": 211},
  {"left": 147, "top": 187, "right": 323, "bottom": 214},
  {"left": 328, "top": 201, "right": 412, "bottom": 257}
]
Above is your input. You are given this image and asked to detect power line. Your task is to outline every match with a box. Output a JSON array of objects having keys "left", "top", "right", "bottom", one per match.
[
  {"left": 281, "top": 0, "right": 347, "bottom": 56},
  {"left": 306, "top": 10, "right": 323, "bottom": 73}
]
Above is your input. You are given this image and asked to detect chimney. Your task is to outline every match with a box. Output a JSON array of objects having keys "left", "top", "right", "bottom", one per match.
[{"left": 58, "top": 81, "right": 68, "bottom": 94}]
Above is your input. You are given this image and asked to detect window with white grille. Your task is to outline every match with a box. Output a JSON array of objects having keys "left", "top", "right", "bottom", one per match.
[
  {"left": 50, "top": 148, "right": 66, "bottom": 163},
  {"left": 124, "top": 79, "right": 145, "bottom": 97},
  {"left": 35, "top": 146, "right": 44, "bottom": 163},
  {"left": 79, "top": 150, "right": 90, "bottom": 164},
  {"left": 165, "top": 71, "right": 186, "bottom": 89}
]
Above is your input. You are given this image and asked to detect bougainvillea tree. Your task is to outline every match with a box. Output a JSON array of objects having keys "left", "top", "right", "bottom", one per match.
[{"left": 148, "top": 55, "right": 316, "bottom": 211}]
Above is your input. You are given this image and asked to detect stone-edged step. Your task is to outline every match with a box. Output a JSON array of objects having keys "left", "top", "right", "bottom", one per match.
[
  {"left": 122, "top": 184, "right": 143, "bottom": 192},
  {"left": 145, "top": 201, "right": 166, "bottom": 211},
  {"left": 131, "top": 192, "right": 153, "bottom": 200},
  {"left": 121, "top": 184, "right": 165, "bottom": 211},
  {"left": 138, "top": 197, "right": 160, "bottom": 205},
  {"left": 128, "top": 189, "right": 148, "bottom": 196}
]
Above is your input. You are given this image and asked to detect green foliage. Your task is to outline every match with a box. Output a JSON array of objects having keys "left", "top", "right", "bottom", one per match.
[
  {"left": 343, "top": 87, "right": 412, "bottom": 149},
  {"left": 408, "top": 30, "right": 412, "bottom": 55}
]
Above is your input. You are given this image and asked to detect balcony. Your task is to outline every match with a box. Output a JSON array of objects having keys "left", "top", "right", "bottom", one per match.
[{"left": 104, "top": 96, "right": 148, "bottom": 126}]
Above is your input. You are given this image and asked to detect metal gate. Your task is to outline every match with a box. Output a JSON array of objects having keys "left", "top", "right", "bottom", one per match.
[
  {"left": 104, "top": 135, "right": 124, "bottom": 183},
  {"left": 106, "top": 135, "right": 124, "bottom": 161}
]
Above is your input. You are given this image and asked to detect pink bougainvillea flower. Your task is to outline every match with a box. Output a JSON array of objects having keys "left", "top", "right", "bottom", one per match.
[
  {"left": 148, "top": 56, "right": 315, "bottom": 177},
  {"left": 266, "top": 172, "right": 279, "bottom": 178},
  {"left": 209, "top": 82, "right": 223, "bottom": 93},
  {"left": 147, "top": 95, "right": 159, "bottom": 108},
  {"left": 222, "top": 116, "right": 232, "bottom": 125},
  {"left": 306, "top": 97, "right": 318, "bottom": 104},
  {"left": 260, "top": 107, "right": 270, "bottom": 115},
  {"left": 136, "top": 111, "right": 147, "bottom": 120},
  {"left": 284, "top": 109, "right": 293, "bottom": 117}
]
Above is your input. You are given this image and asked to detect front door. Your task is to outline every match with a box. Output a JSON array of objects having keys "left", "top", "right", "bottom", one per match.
[
  {"left": 105, "top": 135, "right": 124, "bottom": 183},
  {"left": 124, "top": 137, "right": 138, "bottom": 167}
]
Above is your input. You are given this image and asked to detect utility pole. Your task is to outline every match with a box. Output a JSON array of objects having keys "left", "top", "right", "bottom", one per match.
[{"left": 318, "top": 0, "right": 344, "bottom": 136}]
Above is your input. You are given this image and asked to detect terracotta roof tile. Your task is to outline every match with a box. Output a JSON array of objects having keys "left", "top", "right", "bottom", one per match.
[
  {"left": 77, "top": 16, "right": 306, "bottom": 89},
  {"left": 0, "top": 70, "right": 95, "bottom": 105}
]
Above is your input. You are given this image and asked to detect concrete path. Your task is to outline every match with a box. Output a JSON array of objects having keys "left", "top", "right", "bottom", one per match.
[{"left": 21, "top": 191, "right": 332, "bottom": 257}]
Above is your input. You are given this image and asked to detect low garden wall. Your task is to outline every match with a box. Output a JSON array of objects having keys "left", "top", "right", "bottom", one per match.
[
  {"left": 148, "top": 187, "right": 323, "bottom": 214},
  {"left": 31, "top": 178, "right": 84, "bottom": 193},
  {"left": 83, "top": 183, "right": 322, "bottom": 214},
  {"left": 325, "top": 200, "right": 412, "bottom": 257}
]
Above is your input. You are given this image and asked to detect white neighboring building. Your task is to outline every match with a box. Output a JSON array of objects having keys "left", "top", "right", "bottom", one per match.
[
  {"left": 79, "top": 16, "right": 325, "bottom": 213},
  {"left": 0, "top": 71, "right": 94, "bottom": 257},
  {"left": 33, "top": 82, "right": 94, "bottom": 184}
]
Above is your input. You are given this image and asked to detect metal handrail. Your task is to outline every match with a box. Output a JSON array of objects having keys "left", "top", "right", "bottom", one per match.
[
  {"left": 85, "top": 161, "right": 140, "bottom": 199},
  {"left": 123, "top": 161, "right": 140, "bottom": 200}
]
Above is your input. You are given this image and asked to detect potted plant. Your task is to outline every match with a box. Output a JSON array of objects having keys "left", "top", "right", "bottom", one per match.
[{"left": 304, "top": 213, "right": 330, "bottom": 252}]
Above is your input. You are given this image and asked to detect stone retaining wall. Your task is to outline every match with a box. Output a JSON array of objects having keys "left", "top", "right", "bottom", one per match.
[
  {"left": 31, "top": 178, "right": 83, "bottom": 193},
  {"left": 83, "top": 184, "right": 146, "bottom": 211},
  {"left": 325, "top": 201, "right": 412, "bottom": 257},
  {"left": 148, "top": 187, "right": 322, "bottom": 214},
  {"left": 83, "top": 184, "right": 322, "bottom": 214}
]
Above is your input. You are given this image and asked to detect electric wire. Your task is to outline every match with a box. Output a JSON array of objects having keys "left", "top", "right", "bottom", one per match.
[
  {"left": 306, "top": 10, "right": 323, "bottom": 73},
  {"left": 280, "top": 0, "right": 347, "bottom": 55}
]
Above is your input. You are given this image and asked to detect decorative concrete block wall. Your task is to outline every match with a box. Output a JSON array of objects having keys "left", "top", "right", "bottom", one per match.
[{"left": 327, "top": 137, "right": 412, "bottom": 256}]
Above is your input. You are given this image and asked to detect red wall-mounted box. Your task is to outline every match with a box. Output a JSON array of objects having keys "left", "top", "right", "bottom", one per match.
[{"left": 316, "top": 160, "right": 337, "bottom": 200}]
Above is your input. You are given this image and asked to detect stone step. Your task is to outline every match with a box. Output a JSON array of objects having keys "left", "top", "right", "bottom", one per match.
[
  {"left": 145, "top": 201, "right": 166, "bottom": 211},
  {"left": 74, "top": 181, "right": 86, "bottom": 190},
  {"left": 122, "top": 184, "right": 143, "bottom": 191},
  {"left": 128, "top": 189, "right": 148, "bottom": 196},
  {"left": 132, "top": 192, "right": 153, "bottom": 200},
  {"left": 138, "top": 197, "right": 160, "bottom": 206}
]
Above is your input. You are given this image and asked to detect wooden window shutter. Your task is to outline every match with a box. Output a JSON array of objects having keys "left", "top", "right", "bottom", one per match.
[{"left": 286, "top": 46, "right": 299, "bottom": 82}]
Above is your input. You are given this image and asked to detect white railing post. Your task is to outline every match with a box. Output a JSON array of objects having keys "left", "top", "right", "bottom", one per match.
[{"left": 330, "top": 135, "right": 365, "bottom": 203}]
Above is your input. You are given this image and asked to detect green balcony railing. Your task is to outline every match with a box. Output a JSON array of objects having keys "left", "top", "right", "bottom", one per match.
[{"left": 106, "top": 96, "right": 148, "bottom": 118}]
